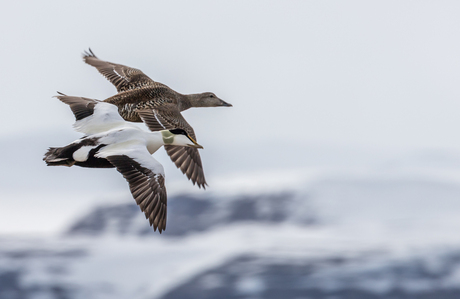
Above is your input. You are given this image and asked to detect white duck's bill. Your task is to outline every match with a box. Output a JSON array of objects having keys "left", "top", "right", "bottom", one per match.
[
  {"left": 189, "top": 142, "right": 203, "bottom": 149},
  {"left": 171, "top": 134, "right": 204, "bottom": 149}
]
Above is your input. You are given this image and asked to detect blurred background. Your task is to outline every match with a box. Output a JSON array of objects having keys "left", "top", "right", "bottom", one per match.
[{"left": 1, "top": 1, "right": 460, "bottom": 298}]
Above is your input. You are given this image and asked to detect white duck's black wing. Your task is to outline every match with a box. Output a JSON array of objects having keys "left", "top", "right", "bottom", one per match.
[
  {"left": 55, "top": 94, "right": 126, "bottom": 135},
  {"left": 104, "top": 152, "right": 167, "bottom": 233},
  {"left": 83, "top": 49, "right": 166, "bottom": 92},
  {"left": 137, "top": 108, "right": 207, "bottom": 189},
  {"left": 55, "top": 92, "right": 99, "bottom": 121}
]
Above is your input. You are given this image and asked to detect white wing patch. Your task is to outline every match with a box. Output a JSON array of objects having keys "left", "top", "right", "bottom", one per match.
[
  {"left": 113, "top": 68, "right": 122, "bottom": 78},
  {"left": 73, "top": 102, "right": 129, "bottom": 135},
  {"left": 113, "top": 68, "right": 128, "bottom": 82},
  {"left": 72, "top": 146, "right": 94, "bottom": 162},
  {"left": 153, "top": 111, "right": 166, "bottom": 129},
  {"left": 97, "top": 143, "right": 165, "bottom": 176}
]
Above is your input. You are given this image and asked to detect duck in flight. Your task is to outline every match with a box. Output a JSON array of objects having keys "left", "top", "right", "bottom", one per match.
[
  {"left": 44, "top": 94, "right": 203, "bottom": 233},
  {"left": 82, "top": 49, "right": 232, "bottom": 189}
]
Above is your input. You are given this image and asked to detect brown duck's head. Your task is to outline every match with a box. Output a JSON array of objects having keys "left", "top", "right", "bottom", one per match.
[{"left": 195, "top": 92, "right": 232, "bottom": 108}]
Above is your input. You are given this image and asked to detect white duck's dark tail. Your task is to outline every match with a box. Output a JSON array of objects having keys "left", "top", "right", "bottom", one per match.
[
  {"left": 43, "top": 145, "right": 77, "bottom": 167},
  {"left": 44, "top": 138, "right": 114, "bottom": 169}
]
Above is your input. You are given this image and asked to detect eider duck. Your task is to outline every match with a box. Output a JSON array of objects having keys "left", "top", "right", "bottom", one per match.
[
  {"left": 82, "top": 49, "right": 232, "bottom": 189},
  {"left": 44, "top": 94, "right": 203, "bottom": 233}
]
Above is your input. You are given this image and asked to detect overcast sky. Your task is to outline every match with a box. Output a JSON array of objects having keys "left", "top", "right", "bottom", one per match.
[
  {"left": 2, "top": 1, "right": 460, "bottom": 149},
  {"left": 1, "top": 1, "right": 460, "bottom": 234}
]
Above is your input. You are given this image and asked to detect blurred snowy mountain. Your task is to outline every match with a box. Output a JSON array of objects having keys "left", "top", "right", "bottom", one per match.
[
  {"left": 2, "top": 171, "right": 460, "bottom": 298},
  {"left": 66, "top": 192, "right": 315, "bottom": 237}
]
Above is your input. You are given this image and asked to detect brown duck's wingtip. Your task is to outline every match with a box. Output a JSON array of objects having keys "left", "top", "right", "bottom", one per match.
[
  {"left": 154, "top": 224, "right": 165, "bottom": 234},
  {"left": 82, "top": 48, "right": 97, "bottom": 59},
  {"left": 53, "top": 92, "right": 66, "bottom": 100},
  {"left": 197, "top": 182, "right": 208, "bottom": 190}
]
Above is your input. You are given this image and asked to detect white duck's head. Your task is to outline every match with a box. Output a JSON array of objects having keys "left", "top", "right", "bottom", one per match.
[{"left": 161, "top": 129, "right": 203, "bottom": 148}]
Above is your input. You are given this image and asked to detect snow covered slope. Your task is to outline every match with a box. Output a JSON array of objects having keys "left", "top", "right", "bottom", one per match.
[
  {"left": 2, "top": 167, "right": 460, "bottom": 298},
  {"left": 66, "top": 192, "right": 315, "bottom": 237}
]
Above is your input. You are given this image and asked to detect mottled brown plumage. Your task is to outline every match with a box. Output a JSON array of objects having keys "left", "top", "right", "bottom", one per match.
[{"left": 83, "top": 49, "right": 232, "bottom": 189}]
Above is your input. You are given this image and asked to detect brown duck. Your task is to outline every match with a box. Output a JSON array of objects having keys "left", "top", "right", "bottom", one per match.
[{"left": 83, "top": 49, "right": 232, "bottom": 189}]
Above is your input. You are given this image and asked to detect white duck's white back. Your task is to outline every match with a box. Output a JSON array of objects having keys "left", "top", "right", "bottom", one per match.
[{"left": 74, "top": 102, "right": 131, "bottom": 135}]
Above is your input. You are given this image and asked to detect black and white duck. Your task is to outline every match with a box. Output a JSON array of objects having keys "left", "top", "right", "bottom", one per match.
[{"left": 44, "top": 94, "right": 203, "bottom": 233}]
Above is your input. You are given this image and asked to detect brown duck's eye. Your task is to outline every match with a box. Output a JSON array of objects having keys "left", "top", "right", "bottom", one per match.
[{"left": 210, "top": 94, "right": 214, "bottom": 98}]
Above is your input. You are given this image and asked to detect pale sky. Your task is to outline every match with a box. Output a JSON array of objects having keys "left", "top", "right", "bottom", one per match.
[
  {"left": 1, "top": 0, "right": 460, "bottom": 234},
  {"left": 1, "top": 1, "right": 460, "bottom": 149}
]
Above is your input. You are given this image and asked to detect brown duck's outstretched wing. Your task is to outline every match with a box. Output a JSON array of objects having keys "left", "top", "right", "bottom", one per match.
[
  {"left": 83, "top": 48, "right": 166, "bottom": 92},
  {"left": 106, "top": 154, "right": 167, "bottom": 233},
  {"left": 137, "top": 108, "right": 208, "bottom": 189}
]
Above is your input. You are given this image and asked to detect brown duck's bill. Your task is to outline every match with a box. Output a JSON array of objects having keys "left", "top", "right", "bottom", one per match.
[{"left": 221, "top": 100, "right": 233, "bottom": 107}]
